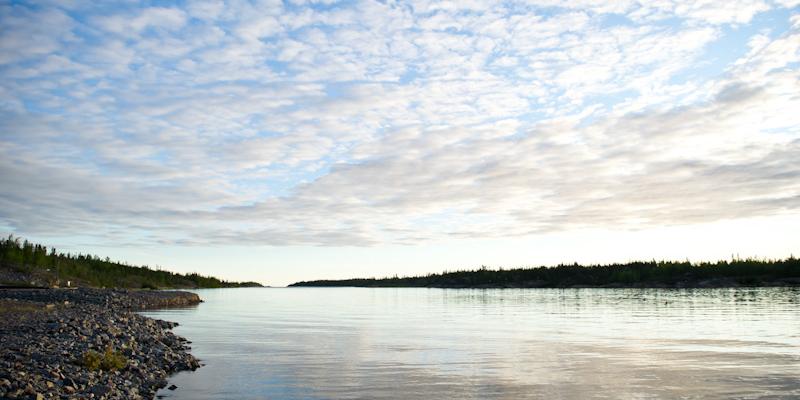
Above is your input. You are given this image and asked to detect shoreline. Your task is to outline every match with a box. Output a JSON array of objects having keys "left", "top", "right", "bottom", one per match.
[
  {"left": 291, "top": 279, "right": 800, "bottom": 289},
  {"left": 0, "top": 288, "right": 202, "bottom": 400},
  {"left": 414, "top": 278, "right": 800, "bottom": 289},
  {"left": 289, "top": 258, "right": 800, "bottom": 289}
]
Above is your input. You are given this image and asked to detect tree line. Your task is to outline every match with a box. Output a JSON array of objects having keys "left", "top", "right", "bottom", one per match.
[
  {"left": 290, "top": 257, "right": 800, "bottom": 288},
  {"left": 0, "top": 235, "right": 262, "bottom": 289}
]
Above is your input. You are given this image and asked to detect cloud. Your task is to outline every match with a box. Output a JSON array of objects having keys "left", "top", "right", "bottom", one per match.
[
  {"left": 95, "top": 7, "right": 188, "bottom": 35},
  {"left": 0, "top": 6, "right": 74, "bottom": 65},
  {"left": 0, "top": 0, "right": 798, "bottom": 247}
]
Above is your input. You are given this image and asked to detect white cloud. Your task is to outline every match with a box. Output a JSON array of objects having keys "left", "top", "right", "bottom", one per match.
[
  {"left": 95, "top": 7, "right": 188, "bottom": 36},
  {"left": 0, "top": 6, "right": 74, "bottom": 65},
  {"left": 186, "top": 0, "right": 226, "bottom": 21},
  {"left": 0, "top": 0, "right": 798, "bottom": 249}
]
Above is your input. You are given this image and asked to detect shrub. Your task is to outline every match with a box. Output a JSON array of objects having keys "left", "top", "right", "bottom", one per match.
[
  {"left": 101, "top": 346, "right": 127, "bottom": 370},
  {"left": 82, "top": 347, "right": 127, "bottom": 371},
  {"left": 82, "top": 350, "right": 102, "bottom": 370}
]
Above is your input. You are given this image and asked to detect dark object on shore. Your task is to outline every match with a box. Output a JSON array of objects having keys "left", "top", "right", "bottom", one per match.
[
  {"left": 0, "top": 234, "right": 263, "bottom": 289},
  {"left": 0, "top": 288, "right": 202, "bottom": 400},
  {"left": 289, "top": 257, "right": 800, "bottom": 288}
]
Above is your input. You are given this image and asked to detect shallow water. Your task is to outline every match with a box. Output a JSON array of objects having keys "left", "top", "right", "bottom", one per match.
[{"left": 143, "top": 287, "right": 800, "bottom": 399}]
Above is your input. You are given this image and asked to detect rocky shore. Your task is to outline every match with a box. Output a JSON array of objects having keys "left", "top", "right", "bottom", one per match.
[{"left": 0, "top": 288, "right": 202, "bottom": 399}]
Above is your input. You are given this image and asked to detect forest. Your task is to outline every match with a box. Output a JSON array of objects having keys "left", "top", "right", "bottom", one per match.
[
  {"left": 290, "top": 257, "right": 800, "bottom": 288},
  {"left": 0, "top": 235, "right": 262, "bottom": 289}
]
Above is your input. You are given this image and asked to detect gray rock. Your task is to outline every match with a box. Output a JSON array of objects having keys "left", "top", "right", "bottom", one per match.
[{"left": 0, "top": 288, "right": 202, "bottom": 400}]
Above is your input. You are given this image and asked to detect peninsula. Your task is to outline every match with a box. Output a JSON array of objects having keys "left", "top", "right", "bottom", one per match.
[
  {"left": 0, "top": 235, "right": 262, "bottom": 289},
  {"left": 0, "top": 236, "right": 262, "bottom": 399}
]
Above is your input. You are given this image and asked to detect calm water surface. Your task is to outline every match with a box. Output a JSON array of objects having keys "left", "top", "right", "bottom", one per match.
[{"left": 143, "top": 287, "right": 800, "bottom": 399}]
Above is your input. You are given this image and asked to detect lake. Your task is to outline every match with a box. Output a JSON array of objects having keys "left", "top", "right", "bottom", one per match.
[{"left": 143, "top": 287, "right": 800, "bottom": 399}]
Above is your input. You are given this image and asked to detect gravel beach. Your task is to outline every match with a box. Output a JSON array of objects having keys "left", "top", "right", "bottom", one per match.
[{"left": 0, "top": 288, "right": 202, "bottom": 399}]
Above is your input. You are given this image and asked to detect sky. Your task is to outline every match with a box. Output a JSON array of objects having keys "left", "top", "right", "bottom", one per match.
[{"left": 1, "top": 0, "right": 799, "bottom": 286}]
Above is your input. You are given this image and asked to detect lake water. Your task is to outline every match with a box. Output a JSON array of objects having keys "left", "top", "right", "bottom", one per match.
[{"left": 143, "top": 287, "right": 800, "bottom": 399}]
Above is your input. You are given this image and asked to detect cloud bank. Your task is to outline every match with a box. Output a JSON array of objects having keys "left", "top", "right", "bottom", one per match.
[{"left": 1, "top": 0, "right": 798, "bottom": 247}]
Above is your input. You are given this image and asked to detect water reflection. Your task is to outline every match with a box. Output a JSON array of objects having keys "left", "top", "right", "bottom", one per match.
[{"left": 143, "top": 288, "right": 800, "bottom": 399}]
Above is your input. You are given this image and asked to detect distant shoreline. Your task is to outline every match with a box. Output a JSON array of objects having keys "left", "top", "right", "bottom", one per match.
[
  {"left": 289, "top": 258, "right": 800, "bottom": 289},
  {"left": 289, "top": 281, "right": 800, "bottom": 289}
]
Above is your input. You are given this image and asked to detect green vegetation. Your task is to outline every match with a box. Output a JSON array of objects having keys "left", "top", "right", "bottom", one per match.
[
  {"left": 82, "top": 347, "right": 127, "bottom": 371},
  {"left": 290, "top": 258, "right": 800, "bottom": 288},
  {"left": 0, "top": 235, "right": 263, "bottom": 289}
]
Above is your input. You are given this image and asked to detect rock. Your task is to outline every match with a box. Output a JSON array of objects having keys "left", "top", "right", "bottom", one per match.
[
  {"left": 0, "top": 288, "right": 202, "bottom": 400},
  {"left": 168, "top": 384, "right": 178, "bottom": 390},
  {"left": 91, "top": 384, "right": 112, "bottom": 397}
]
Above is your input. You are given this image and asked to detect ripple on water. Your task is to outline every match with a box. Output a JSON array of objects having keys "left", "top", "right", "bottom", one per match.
[{"left": 143, "top": 287, "right": 800, "bottom": 399}]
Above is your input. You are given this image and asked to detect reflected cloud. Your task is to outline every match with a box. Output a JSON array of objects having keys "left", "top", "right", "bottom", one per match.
[{"left": 146, "top": 288, "right": 800, "bottom": 399}]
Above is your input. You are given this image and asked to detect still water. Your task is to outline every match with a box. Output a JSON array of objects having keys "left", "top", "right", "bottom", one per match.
[{"left": 143, "top": 287, "right": 800, "bottom": 399}]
